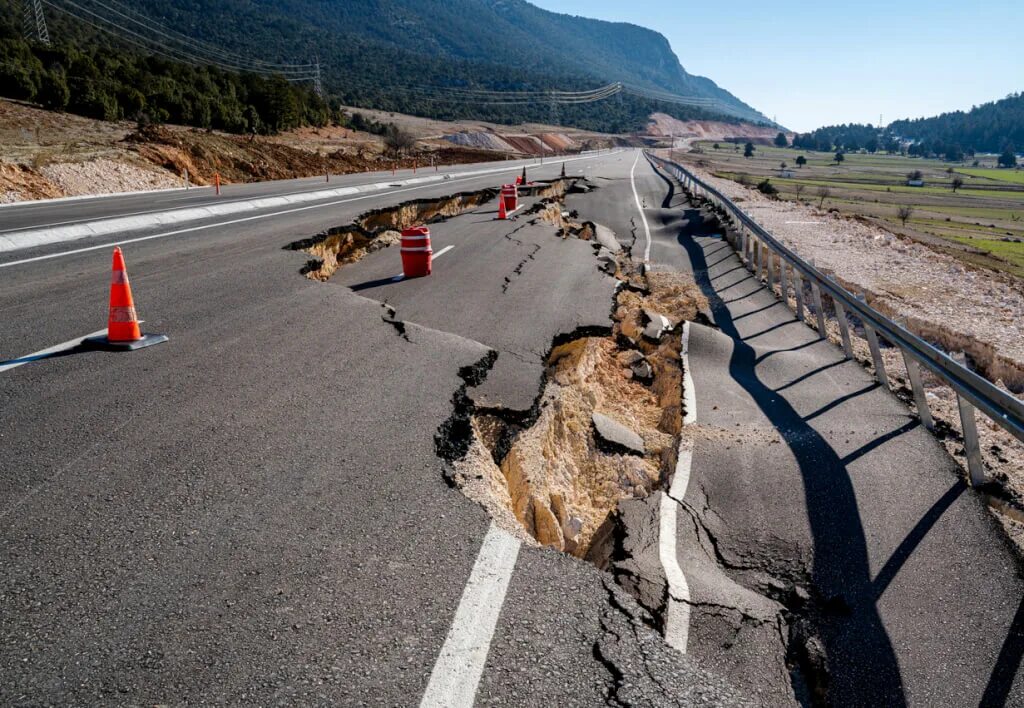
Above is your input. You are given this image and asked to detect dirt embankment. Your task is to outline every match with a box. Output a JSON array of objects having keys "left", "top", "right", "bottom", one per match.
[
  {"left": 646, "top": 113, "right": 789, "bottom": 144},
  {"left": 124, "top": 125, "right": 496, "bottom": 186},
  {"left": 0, "top": 98, "right": 508, "bottom": 203}
]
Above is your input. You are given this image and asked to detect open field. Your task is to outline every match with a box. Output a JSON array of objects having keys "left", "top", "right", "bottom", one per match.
[{"left": 679, "top": 141, "right": 1024, "bottom": 277}]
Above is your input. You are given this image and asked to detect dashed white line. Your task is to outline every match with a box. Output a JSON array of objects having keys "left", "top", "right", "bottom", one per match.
[
  {"left": 420, "top": 523, "right": 521, "bottom": 707},
  {"left": 659, "top": 321, "right": 697, "bottom": 654},
  {"left": 391, "top": 244, "right": 454, "bottom": 281},
  {"left": 630, "top": 151, "right": 653, "bottom": 265}
]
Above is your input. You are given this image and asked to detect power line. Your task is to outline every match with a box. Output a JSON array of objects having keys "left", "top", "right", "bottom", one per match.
[
  {"left": 42, "top": 0, "right": 316, "bottom": 81},
  {"left": 79, "top": 0, "right": 314, "bottom": 72}
]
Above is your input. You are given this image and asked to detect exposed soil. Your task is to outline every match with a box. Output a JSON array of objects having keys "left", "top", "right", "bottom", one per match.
[
  {"left": 645, "top": 113, "right": 791, "bottom": 144},
  {"left": 286, "top": 179, "right": 582, "bottom": 282},
  {"left": 438, "top": 198, "right": 708, "bottom": 561},
  {"left": 0, "top": 98, "right": 536, "bottom": 203}
]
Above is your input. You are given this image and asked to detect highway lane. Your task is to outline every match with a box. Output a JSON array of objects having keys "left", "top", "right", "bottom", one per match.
[
  {"left": 0, "top": 153, "right": 589, "bottom": 236},
  {"left": 0, "top": 150, "right": 747, "bottom": 705},
  {"left": 0, "top": 153, "right": 616, "bottom": 361}
]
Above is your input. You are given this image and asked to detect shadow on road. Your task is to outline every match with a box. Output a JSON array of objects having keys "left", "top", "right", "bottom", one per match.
[
  {"left": 983, "top": 595, "right": 1024, "bottom": 707},
  {"left": 676, "top": 208, "right": 908, "bottom": 705}
]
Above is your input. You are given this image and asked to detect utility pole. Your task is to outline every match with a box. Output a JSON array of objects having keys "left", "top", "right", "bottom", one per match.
[{"left": 21, "top": 0, "right": 50, "bottom": 45}]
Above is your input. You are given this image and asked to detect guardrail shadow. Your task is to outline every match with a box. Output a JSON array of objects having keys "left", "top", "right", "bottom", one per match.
[{"left": 676, "top": 208, "right": 908, "bottom": 705}]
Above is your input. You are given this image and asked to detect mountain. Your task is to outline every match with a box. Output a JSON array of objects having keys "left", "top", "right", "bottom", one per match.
[
  {"left": 887, "top": 93, "right": 1024, "bottom": 154},
  {"left": 64, "top": 0, "right": 767, "bottom": 124},
  {"left": 0, "top": 0, "right": 770, "bottom": 133}
]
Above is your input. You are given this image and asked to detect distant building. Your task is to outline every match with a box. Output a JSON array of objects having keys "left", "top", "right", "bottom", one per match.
[
  {"left": 907, "top": 179, "right": 925, "bottom": 187},
  {"left": 778, "top": 169, "right": 795, "bottom": 178}
]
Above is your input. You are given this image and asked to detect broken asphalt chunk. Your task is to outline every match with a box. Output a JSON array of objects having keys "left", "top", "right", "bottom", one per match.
[{"left": 592, "top": 412, "right": 646, "bottom": 456}]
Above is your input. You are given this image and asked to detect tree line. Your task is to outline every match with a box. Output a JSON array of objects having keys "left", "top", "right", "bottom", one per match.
[{"left": 790, "top": 94, "right": 1023, "bottom": 162}]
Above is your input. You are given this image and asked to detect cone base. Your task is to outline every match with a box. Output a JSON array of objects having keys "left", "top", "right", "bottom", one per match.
[{"left": 86, "top": 333, "right": 169, "bottom": 351}]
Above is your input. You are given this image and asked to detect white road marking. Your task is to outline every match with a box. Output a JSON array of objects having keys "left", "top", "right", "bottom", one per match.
[
  {"left": 420, "top": 523, "right": 521, "bottom": 708},
  {"left": 391, "top": 244, "right": 454, "bottom": 281},
  {"left": 630, "top": 151, "right": 653, "bottom": 265},
  {"left": 0, "top": 151, "right": 622, "bottom": 266},
  {"left": 0, "top": 329, "right": 107, "bottom": 374},
  {"left": 659, "top": 321, "right": 696, "bottom": 654}
]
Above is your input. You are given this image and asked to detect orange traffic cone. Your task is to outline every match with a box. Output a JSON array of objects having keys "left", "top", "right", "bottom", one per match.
[
  {"left": 88, "top": 247, "right": 168, "bottom": 351},
  {"left": 497, "top": 193, "right": 508, "bottom": 220}
]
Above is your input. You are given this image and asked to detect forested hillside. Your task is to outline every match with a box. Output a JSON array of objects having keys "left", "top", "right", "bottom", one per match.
[
  {"left": 793, "top": 94, "right": 1023, "bottom": 158},
  {"left": 0, "top": 0, "right": 770, "bottom": 134},
  {"left": 888, "top": 93, "right": 1023, "bottom": 155}
]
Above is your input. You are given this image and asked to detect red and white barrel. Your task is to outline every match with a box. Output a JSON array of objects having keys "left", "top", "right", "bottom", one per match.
[
  {"left": 400, "top": 226, "right": 432, "bottom": 278},
  {"left": 501, "top": 184, "right": 518, "bottom": 213}
]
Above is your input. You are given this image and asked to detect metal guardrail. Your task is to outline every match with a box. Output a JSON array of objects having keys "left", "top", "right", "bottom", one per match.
[{"left": 649, "top": 153, "right": 1024, "bottom": 485}]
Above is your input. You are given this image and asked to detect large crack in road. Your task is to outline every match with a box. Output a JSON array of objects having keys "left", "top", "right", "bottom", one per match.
[{"left": 284, "top": 176, "right": 761, "bottom": 704}]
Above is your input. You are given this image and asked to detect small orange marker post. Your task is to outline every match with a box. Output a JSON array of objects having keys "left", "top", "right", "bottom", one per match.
[
  {"left": 215, "top": 172, "right": 221, "bottom": 195},
  {"left": 86, "top": 248, "right": 168, "bottom": 351}
]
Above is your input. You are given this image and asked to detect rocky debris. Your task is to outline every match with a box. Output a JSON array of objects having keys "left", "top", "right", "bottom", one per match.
[
  {"left": 631, "top": 359, "right": 655, "bottom": 383},
  {"left": 592, "top": 412, "right": 647, "bottom": 456},
  {"left": 642, "top": 309, "right": 673, "bottom": 341}
]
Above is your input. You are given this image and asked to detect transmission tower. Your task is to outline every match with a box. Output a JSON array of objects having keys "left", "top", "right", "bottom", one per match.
[
  {"left": 313, "top": 57, "right": 323, "bottom": 98},
  {"left": 21, "top": 0, "right": 50, "bottom": 45}
]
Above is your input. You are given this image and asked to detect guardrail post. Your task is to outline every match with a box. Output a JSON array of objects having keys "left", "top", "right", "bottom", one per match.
[
  {"left": 766, "top": 247, "right": 775, "bottom": 292},
  {"left": 832, "top": 299, "right": 855, "bottom": 359},
  {"left": 811, "top": 282, "right": 828, "bottom": 340},
  {"left": 957, "top": 395, "right": 987, "bottom": 486},
  {"left": 779, "top": 258, "right": 788, "bottom": 305},
  {"left": 856, "top": 293, "right": 890, "bottom": 389},
  {"left": 863, "top": 325, "right": 890, "bottom": 389},
  {"left": 794, "top": 271, "right": 805, "bottom": 322},
  {"left": 902, "top": 351, "right": 935, "bottom": 431},
  {"left": 759, "top": 242, "right": 768, "bottom": 282}
]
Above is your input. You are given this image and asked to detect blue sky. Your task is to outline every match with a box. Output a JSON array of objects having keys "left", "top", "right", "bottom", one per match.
[{"left": 532, "top": 0, "right": 1023, "bottom": 132}]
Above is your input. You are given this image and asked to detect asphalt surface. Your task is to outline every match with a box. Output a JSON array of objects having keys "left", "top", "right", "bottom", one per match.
[
  {"left": 0, "top": 150, "right": 747, "bottom": 705},
  {"left": 643, "top": 161, "right": 1024, "bottom": 705},
  {"left": 4, "top": 149, "right": 1023, "bottom": 706}
]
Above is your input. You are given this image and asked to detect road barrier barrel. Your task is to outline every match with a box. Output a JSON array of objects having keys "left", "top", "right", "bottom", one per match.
[
  {"left": 400, "top": 226, "right": 432, "bottom": 278},
  {"left": 501, "top": 184, "right": 518, "bottom": 213}
]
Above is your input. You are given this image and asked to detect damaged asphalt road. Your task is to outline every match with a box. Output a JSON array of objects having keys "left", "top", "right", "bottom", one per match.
[
  {"left": 0, "top": 150, "right": 750, "bottom": 706},
  {"left": 8, "top": 147, "right": 1019, "bottom": 706}
]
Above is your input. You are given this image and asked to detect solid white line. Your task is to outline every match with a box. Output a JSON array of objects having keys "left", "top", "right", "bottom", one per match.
[
  {"left": 420, "top": 523, "right": 521, "bottom": 708},
  {"left": 659, "top": 321, "right": 696, "bottom": 654},
  {"left": 0, "top": 152, "right": 621, "bottom": 270},
  {"left": 630, "top": 151, "right": 653, "bottom": 265},
  {"left": 391, "top": 244, "right": 454, "bottom": 281},
  {"left": 0, "top": 329, "right": 107, "bottom": 374},
  {"left": 0, "top": 185, "right": 201, "bottom": 211}
]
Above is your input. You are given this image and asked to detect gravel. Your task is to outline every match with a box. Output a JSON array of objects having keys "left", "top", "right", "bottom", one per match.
[
  {"left": 39, "top": 158, "right": 181, "bottom": 197},
  {"left": 689, "top": 164, "right": 1024, "bottom": 392}
]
